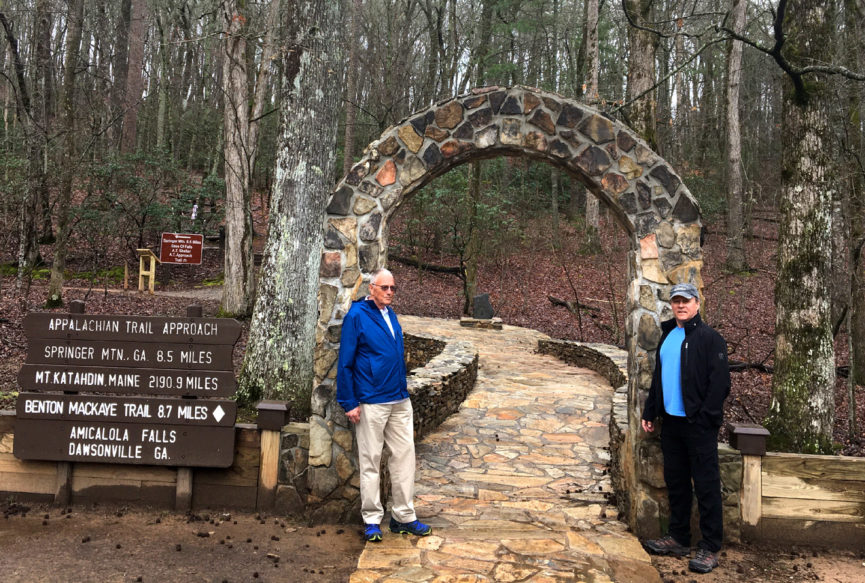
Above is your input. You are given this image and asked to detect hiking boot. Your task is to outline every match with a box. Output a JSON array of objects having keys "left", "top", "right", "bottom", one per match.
[
  {"left": 689, "top": 548, "right": 720, "bottom": 573},
  {"left": 363, "top": 523, "right": 383, "bottom": 542},
  {"left": 642, "top": 534, "right": 690, "bottom": 556},
  {"left": 389, "top": 517, "right": 432, "bottom": 536}
]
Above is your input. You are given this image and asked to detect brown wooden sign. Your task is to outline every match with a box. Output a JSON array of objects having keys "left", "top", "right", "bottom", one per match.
[
  {"left": 16, "top": 307, "right": 242, "bottom": 468},
  {"left": 17, "top": 393, "right": 237, "bottom": 427},
  {"left": 13, "top": 419, "right": 235, "bottom": 467},
  {"left": 160, "top": 232, "right": 204, "bottom": 265},
  {"left": 23, "top": 313, "right": 241, "bottom": 344},
  {"left": 18, "top": 364, "right": 237, "bottom": 397},
  {"left": 25, "top": 340, "right": 235, "bottom": 370}
]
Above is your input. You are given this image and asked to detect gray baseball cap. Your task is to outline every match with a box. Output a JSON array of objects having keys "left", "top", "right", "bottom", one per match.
[{"left": 670, "top": 282, "right": 699, "bottom": 300}]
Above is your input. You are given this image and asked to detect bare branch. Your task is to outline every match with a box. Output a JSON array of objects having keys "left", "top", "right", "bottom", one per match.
[{"left": 610, "top": 35, "right": 726, "bottom": 115}]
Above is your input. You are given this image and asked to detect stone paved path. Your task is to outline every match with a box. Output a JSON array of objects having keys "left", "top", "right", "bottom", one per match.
[{"left": 350, "top": 317, "right": 660, "bottom": 583}]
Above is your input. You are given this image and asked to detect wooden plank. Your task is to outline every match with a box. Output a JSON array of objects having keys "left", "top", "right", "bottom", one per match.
[
  {"left": 0, "top": 456, "right": 57, "bottom": 494},
  {"left": 762, "top": 473, "right": 865, "bottom": 503},
  {"left": 741, "top": 455, "right": 761, "bottom": 526},
  {"left": 194, "top": 444, "right": 260, "bottom": 488},
  {"left": 762, "top": 452, "right": 865, "bottom": 482},
  {"left": 745, "top": 518, "right": 865, "bottom": 552},
  {"left": 762, "top": 496, "right": 865, "bottom": 522},
  {"left": 70, "top": 462, "right": 176, "bottom": 483},
  {"left": 0, "top": 454, "right": 58, "bottom": 475},
  {"left": 23, "top": 312, "right": 241, "bottom": 344}
]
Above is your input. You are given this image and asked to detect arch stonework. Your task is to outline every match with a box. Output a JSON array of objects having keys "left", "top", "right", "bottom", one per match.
[{"left": 309, "top": 86, "right": 703, "bottom": 523}]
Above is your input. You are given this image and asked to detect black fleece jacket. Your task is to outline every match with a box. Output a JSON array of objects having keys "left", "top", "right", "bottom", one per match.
[{"left": 642, "top": 312, "right": 731, "bottom": 429}]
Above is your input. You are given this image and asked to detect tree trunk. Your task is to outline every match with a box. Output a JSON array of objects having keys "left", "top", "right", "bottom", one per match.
[
  {"left": 221, "top": 0, "right": 255, "bottom": 316},
  {"left": 584, "top": 0, "right": 600, "bottom": 240},
  {"left": 764, "top": 0, "right": 837, "bottom": 454},
  {"left": 674, "top": 0, "right": 689, "bottom": 161},
  {"left": 845, "top": 0, "right": 865, "bottom": 388},
  {"left": 1, "top": 8, "right": 44, "bottom": 288},
  {"left": 342, "top": 0, "right": 362, "bottom": 175},
  {"left": 724, "top": 0, "right": 747, "bottom": 271},
  {"left": 121, "top": 0, "right": 147, "bottom": 154},
  {"left": 624, "top": 0, "right": 658, "bottom": 149},
  {"left": 238, "top": 0, "right": 344, "bottom": 410},
  {"left": 220, "top": 0, "right": 279, "bottom": 317},
  {"left": 155, "top": 14, "right": 170, "bottom": 151},
  {"left": 551, "top": 168, "right": 560, "bottom": 248},
  {"left": 46, "top": 0, "right": 85, "bottom": 307},
  {"left": 463, "top": 161, "right": 481, "bottom": 315},
  {"left": 110, "top": 0, "right": 132, "bottom": 152}
]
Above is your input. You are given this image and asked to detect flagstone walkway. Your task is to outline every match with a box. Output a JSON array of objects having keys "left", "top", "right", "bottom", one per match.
[{"left": 349, "top": 316, "right": 660, "bottom": 583}]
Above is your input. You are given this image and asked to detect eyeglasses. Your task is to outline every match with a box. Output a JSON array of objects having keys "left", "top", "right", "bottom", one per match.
[{"left": 371, "top": 283, "right": 397, "bottom": 292}]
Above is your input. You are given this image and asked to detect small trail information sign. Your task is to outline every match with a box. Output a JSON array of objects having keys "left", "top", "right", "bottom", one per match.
[
  {"left": 14, "top": 307, "right": 240, "bottom": 468},
  {"left": 160, "top": 232, "right": 203, "bottom": 264}
]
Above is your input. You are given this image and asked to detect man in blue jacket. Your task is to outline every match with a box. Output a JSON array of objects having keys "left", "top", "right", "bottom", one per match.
[
  {"left": 337, "top": 268, "right": 431, "bottom": 543},
  {"left": 640, "top": 282, "right": 730, "bottom": 574}
]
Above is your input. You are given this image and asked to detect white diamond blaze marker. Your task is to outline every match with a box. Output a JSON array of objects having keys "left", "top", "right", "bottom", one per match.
[{"left": 213, "top": 405, "right": 225, "bottom": 423}]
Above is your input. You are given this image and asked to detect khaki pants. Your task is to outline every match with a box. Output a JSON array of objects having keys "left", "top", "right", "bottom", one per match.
[{"left": 356, "top": 398, "right": 417, "bottom": 525}]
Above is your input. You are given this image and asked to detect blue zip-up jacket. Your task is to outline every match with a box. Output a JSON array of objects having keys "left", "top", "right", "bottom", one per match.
[{"left": 336, "top": 298, "right": 408, "bottom": 412}]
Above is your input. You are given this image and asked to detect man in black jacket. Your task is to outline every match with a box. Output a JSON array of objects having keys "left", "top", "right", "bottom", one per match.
[{"left": 641, "top": 282, "right": 730, "bottom": 574}]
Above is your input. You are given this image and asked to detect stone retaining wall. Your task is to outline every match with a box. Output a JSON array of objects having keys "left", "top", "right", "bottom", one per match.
[
  {"left": 538, "top": 338, "right": 742, "bottom": 544},
  {"left": 277, "top": 332, "right": 478, "bottom": 521}
]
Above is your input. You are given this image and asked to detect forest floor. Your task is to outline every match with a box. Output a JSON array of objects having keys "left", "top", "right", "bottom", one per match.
[{"left": 0, "top": 500, "right": 364, "bottom": 582}]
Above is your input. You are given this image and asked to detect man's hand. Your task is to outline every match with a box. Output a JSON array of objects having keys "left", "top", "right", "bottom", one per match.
[
  {"left": 346, "top": 406, "right": 361, "bottom": 424},
  {"left": 641, "top": 419, "right": 655, "bottom": 433}
]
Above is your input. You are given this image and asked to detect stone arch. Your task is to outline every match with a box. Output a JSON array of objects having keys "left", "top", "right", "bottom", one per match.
[{"left": 309, "top": 86, "right": 703, "bottom": 521}]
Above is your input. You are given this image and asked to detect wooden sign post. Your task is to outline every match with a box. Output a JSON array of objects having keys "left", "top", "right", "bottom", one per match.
[{"left": 14, "top": 304, "right": 241, "bottom": 510}]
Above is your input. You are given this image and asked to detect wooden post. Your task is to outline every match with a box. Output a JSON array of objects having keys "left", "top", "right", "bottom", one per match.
[
  {"left": 55, "top": 298, "right": 84, "bottom": 505},
  {"left": 257, "top": 430, "right": 280, "bottom": 511},
  {"left": 54, "top": 462, "right": 72, "bottom": 507},
  {"left": 256, "top": 401, "right": 289, "bottom": 512},
  {"left": 176, "top": 468, "right": 193, "bottom": 511},
  {"left": 174, "top": 305, "right": 203, "bottom": 511},
  {"left": 741, "top": 455, "right": 761, "bottom": 526},
  {"left": 729, "top": 423, "right": 770, "bottom": 527}
]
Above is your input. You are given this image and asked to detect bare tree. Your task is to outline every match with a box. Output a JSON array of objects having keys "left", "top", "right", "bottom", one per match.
[
  {"left": 238, "top": 0, "right": 344, "bottom": 409},
  {"left": 623, "top": 0, "right": 659, "bottom": 149},
  {"left": 46, "top": 0, "right": 85, "bottom": 307},
  {"left": 220, "top": 0, "right": 279, "bottom": 316},
  {"left": 724, "top": 0, "right": 747, "bottom": 271}
]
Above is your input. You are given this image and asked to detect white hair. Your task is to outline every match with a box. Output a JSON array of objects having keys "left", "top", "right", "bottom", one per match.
[{"left": 370, "top": 268, "right": 393, "bottom": 285}]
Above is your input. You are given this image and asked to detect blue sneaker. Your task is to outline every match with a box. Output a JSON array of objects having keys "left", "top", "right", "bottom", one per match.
[
  {"left": 363, "top": 523, "right": 383, "bottom": 542},
  {"left": 389, "top": 517, "right": 431, "bottom": 536}
]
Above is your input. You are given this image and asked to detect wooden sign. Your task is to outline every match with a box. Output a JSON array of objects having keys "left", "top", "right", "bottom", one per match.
[
  {"left": 18, "top": 365, "right": 237, "bottom": 397},
  {"left": 160, "top": 233, "right": 203, "bottom": 265},
  {"left": 14, "top": 420, "right": 235, "bottom": 467},
  {"left": 15, "top": 307, "right": 242, "bottom": 468},
  {"left": 25, "top": 340, "right": 235, "bottom": 370},
  {"left": 23, "top": 313, "right": 241, "bottom": 344},
  {"left": 16, "top": 393, "right": 237, "bottom": 427}
]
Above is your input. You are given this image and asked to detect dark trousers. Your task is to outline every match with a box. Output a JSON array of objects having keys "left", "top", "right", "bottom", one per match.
[{"left": 661, "top": 414, "right": 723, "bottom": 552}]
